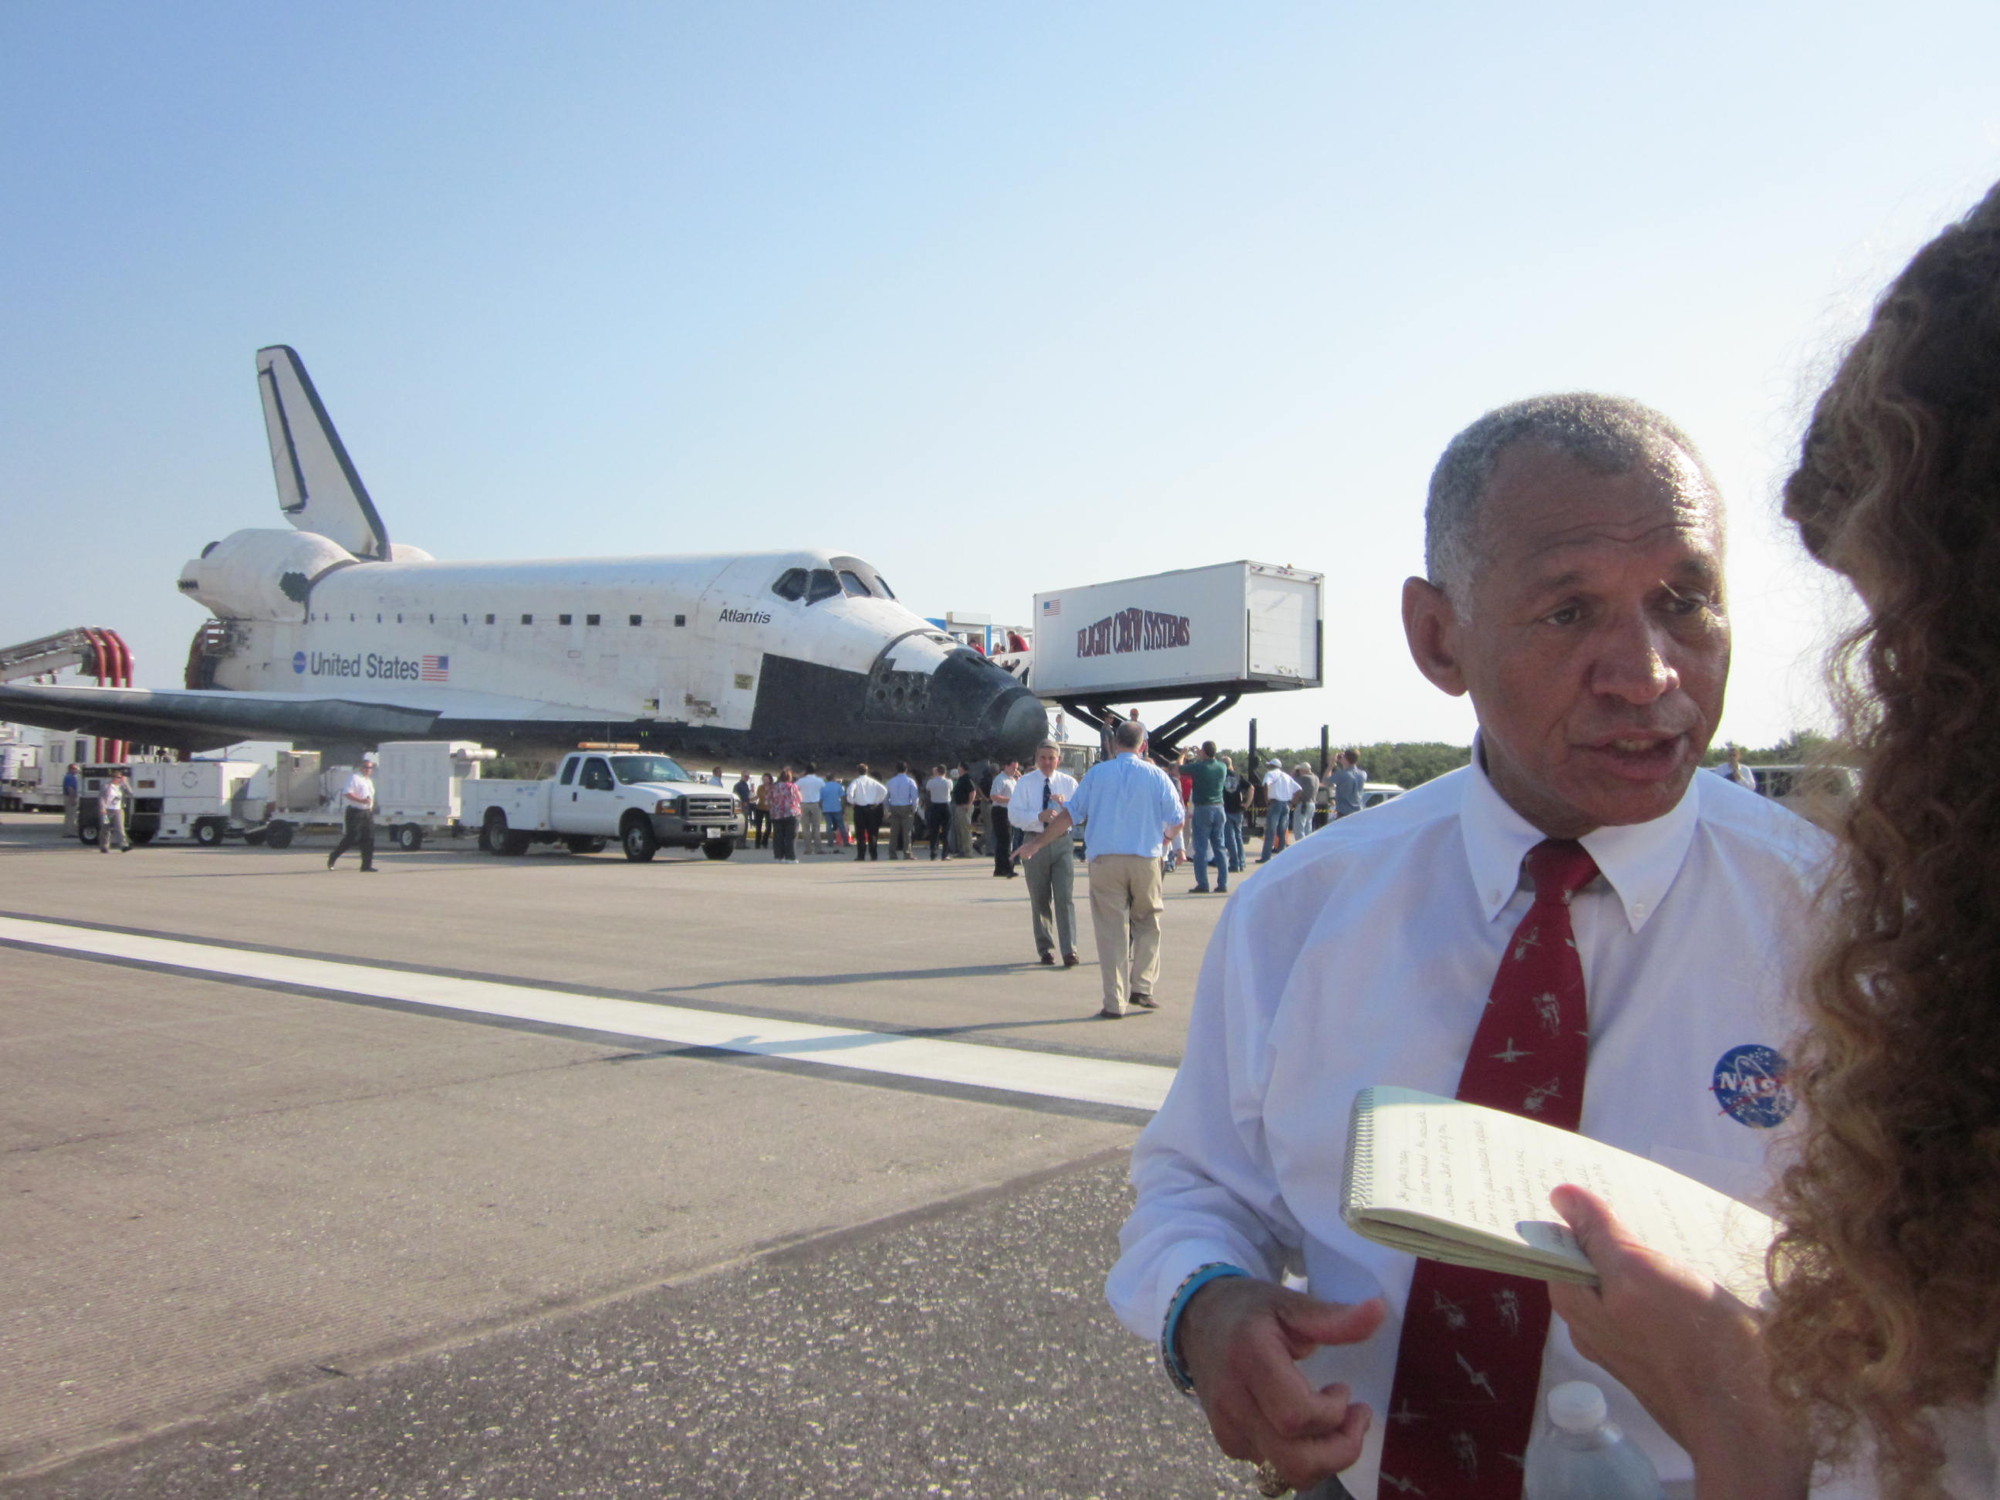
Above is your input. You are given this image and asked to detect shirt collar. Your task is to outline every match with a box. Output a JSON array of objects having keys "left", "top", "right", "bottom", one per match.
[{"left": 1460, "top": 733, "right": 1700, "bottom": 933}]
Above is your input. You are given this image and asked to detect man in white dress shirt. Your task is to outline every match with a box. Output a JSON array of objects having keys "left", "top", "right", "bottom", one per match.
[
  {"left": 1106, "top": 395, "right": 1831, "bottom": 1499},
  {"left": 326, "top": 752, "right": 379, "bottom": 872},
  {"left": 1008, "top": 742, "right": 1080, "bottom": 966},
  {"left": 845, "top": 764, "right": 888, "bottom": 861},
  {"left": 1258, "top": 760, "right": 1300, "bottom": 862},
  {"left": 986, "top": 759, "right": 1021, "bottom": 878},
  {"left": 923, "top": 765, "right": 955, "bottom": 860},
  {"left": 1017, "top": 721, "right": 1184, "bottom": 1017},
  {"left": 795, "top": 764, "right": 826, "bottom": 855}
]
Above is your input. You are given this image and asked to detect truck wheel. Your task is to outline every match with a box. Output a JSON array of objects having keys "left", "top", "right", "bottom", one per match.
[
  {"left": 194, "top": 819, "right": 224, "bottom": 847},
  {"left": 620, "top": 816, "right": 659, "bottom": 863},
  {"left": 78, "top": 819, "right": 99, "bottom": 846},
  {"left": 702, "top": 839, "right": 734, "bottom": 861},
  {"left": 485, "top": 810, "right": 528, "bottom": 856},
  {"left": 266, "top": 821, "right": 295, "bottom": 850},
  {"left": 564, "top": 836, "right": 607, "bottom": 855},
  {"left": 130, "top": 828, "right": 155, "bottom": 846},
  {"left": 394, "top": 823, "right": 425, "bottom": 852}
]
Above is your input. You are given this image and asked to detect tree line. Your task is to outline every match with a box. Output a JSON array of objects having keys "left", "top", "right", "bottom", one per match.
[{"left": 1204, "top": 729, "right": 1838, "bottom": 792}]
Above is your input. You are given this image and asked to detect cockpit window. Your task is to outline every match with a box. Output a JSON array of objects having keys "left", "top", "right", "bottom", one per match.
[
  {"left": 772, "top": 568, "right": 807, "bottom": 602},
  {"left": 827, "top": 553, "right": 893, "bottom": 601},
  {"left": 875, "top": 575, "right": 895, "bottom": 599},
  {"left": 807, "top": 569, "right": 842, "bottom": 604}
]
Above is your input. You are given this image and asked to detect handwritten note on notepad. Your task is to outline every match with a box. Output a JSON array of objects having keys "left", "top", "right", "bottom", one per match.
[{"left": 1340, "top": 1086, "right": 1776, "bottom": 1304}]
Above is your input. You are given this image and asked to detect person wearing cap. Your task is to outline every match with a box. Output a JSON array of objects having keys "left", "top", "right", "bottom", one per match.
[
  {"left": 327, "top": 752, "right": 379, "bottom": 872},
  {"left": 1258, "top": 758, "right": 1300, "bottom": 863},
  {"left": 97, "top": 769, "right": 130, "bottom": 853}
]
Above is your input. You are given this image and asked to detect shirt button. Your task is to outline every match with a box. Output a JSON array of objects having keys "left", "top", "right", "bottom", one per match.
[{"left": 1631, "top": 902, "right": 1647, "bottom": 918}]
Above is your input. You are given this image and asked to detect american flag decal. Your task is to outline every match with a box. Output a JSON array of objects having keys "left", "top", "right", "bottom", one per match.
[
  {"left": 420, "top": 655, "right": 450, "bottom": 682},
  {"left": 1041, "top": 598, "right": 1060, "bottom": 616}
]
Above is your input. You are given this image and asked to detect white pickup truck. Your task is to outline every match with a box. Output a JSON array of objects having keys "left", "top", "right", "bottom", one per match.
[{"left": 462, "top": 749, "right": 743, "bottom": 862}]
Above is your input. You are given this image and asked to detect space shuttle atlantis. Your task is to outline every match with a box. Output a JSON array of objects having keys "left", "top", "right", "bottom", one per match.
[{"left": 0, "top": 347, "right": 1048, "bottom": 766}]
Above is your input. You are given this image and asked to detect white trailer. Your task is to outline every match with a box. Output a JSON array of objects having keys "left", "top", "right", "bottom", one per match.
[
  {"left": 1030, "top": 561, "right": 1322, "bottom": 700},
  {"left": 259, "top": 741, "right": 494, "bottom": 851},
  {"left": 124, "top": 760, "right": 272, "bottom": 845},
  {"left": 0, "top": 740, "right": 39, "bottom": 810},
  {"left": 0, "top": 725, "right": 99, "bottom": 811}
]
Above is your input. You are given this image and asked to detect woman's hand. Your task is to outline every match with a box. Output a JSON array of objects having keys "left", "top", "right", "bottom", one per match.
[{"left": 1547, "top": 1185, "right": 1809, "bottom": 1500}]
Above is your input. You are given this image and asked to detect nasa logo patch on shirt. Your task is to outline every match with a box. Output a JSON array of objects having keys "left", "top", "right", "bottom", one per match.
[{"left": 1711, "top": 1043, "right": 1795, "bottom": 1128}]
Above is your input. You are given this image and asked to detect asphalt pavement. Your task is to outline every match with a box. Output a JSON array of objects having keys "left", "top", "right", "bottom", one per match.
[{"left": 0, "top": 815, "right": 1254, "bottom": 1498}]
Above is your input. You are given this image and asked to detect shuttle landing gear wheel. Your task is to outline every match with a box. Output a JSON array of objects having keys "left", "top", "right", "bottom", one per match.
[
  {"left": 194, "top": 819, "right": 224, "bottom": 847},
  {"left": 621, "top": 817, "right": 659, "bottom": 863},
  {"left": 485, "top": 810, "right": 529, "bottom": 856},
  {"left": 394, "top": 824, "right": 424, "bottom": 852},
  {"left": 702, "top": 839, "right": 734, "bottom": 861},
  {"left": 564, "top": 836, "right": 607, "bottom": 854},
  {"left": 265, "top": 821, "right": 296, "bottom": 850}
]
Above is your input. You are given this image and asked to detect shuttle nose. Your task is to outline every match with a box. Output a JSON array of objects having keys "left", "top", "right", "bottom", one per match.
[
  {"left": 926, "top": 650, "right": 1047, "bottom": 763},
  {"left": 993, "top": 689, "right": 1050, "bottom": 760}
]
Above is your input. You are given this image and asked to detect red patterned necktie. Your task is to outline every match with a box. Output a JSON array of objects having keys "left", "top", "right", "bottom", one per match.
[{"left": 1377, "top": 838, "right": 1599, "bottom": 1500}]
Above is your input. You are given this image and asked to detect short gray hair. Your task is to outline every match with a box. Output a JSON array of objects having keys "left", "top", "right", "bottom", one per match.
[
  {"left": 1425, "top": 394, "right": 1720, "bottom": 603},
  {"left": 1112, "top": 719, "right": 1146, "bottom": 751}
]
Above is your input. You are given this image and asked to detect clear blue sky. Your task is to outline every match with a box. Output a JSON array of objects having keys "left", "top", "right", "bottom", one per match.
[{"left": 5, "top": 2, "right": 1997, "bottom": 753}]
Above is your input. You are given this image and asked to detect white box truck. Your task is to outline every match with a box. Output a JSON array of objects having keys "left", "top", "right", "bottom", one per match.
[{"left": 1030, "top": 561, "right": 1323, "bottom": 700}]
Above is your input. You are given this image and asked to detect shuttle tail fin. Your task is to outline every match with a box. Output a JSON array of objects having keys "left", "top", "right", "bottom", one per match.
[{"left": 255, "top": 345, "right": 391, "bottom": 560}]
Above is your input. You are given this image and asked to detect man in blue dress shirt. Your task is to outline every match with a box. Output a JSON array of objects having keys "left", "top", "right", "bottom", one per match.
[{"left": 1016, "top": 719, "right": 1184, "bottom": 1018}]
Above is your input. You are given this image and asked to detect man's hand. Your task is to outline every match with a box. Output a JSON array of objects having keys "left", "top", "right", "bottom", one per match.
[
  {"left": 1179, "top": 1277, "right": 1385, "bottom": 1492},
  {"left": 1016, "top": 808, "right": 1072, "bottom": 863},
  {"left": 1548, "top": 1186, "right": 1809, "bottom": 1500}
]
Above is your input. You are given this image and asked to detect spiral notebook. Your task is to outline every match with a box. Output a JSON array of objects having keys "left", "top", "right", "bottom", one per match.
[{"left": 1340, "top": 1086, "right": 1778, "bottom": 1305}]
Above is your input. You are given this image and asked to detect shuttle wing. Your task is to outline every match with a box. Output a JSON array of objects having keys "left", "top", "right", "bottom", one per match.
[
  {"left": 256, "top": 345, "right": 392, "bottom": 560},
  {"left": 0, "top": 683, "right": 440, "bottom": 753}
]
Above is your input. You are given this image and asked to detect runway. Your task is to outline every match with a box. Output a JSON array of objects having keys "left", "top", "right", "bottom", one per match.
[{"left": 0, "top": 816, "right": 1249, "bottom": 1497}]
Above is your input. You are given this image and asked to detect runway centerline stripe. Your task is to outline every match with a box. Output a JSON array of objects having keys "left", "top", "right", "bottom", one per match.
[{"left": 0, "top": 915, "right": 1176, "bottom": 1115}]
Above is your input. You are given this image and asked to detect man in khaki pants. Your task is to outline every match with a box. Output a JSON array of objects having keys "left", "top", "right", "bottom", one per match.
[{"left": 1015, "top": 719, "right": 1183, "bottom": 1018}]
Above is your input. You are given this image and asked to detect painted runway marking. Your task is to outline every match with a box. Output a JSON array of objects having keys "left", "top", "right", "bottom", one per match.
[{"left": 0, "top": 915, "right": 1176, "bottom": 1115}]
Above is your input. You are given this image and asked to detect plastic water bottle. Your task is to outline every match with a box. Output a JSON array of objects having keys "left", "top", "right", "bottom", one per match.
[{"left": 1522, "top": 1381, "right": 1666, "bottom": 1500}]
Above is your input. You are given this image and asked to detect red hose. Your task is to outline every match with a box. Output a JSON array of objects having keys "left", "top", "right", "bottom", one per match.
[{"left": 108, "top": 629, "right": 133, "bottom": 762}]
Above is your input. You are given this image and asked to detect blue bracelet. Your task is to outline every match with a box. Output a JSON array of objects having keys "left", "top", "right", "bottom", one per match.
[{"left": 1160, "top": 1262, "right": 1251, "bottom": 1394}]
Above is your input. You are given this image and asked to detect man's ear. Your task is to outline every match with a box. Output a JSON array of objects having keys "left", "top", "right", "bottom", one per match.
[{"left": 1402, "top": 576, "right": 1469, "bottom": 697}]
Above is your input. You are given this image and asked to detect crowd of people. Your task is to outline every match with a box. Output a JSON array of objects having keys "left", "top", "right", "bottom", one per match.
[
  {"left": 716, "top": 759, "right": 1013, "bottom": 863},
  {"left": 705, "top": 748, "right": 1370, "bottom": 873}
]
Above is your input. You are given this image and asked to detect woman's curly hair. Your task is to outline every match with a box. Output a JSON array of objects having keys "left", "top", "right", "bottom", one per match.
[{"left": 1770, "top": 179, "right": 2000, "bottom": 1497}]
